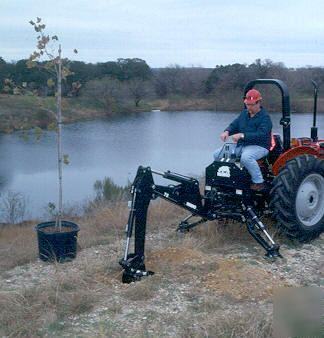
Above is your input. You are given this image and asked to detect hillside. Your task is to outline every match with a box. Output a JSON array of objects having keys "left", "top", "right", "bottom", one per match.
[{"left": 0, "top": 200, "right": 323, "bottom": 337}]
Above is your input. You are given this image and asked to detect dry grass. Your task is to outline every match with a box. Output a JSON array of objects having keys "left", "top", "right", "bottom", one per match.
[
  {"left": 191, "top": 217, "right": 283, "bottom": 253},
  {"left": 0, "top": 205, "right": 272, "bottom": 274},
  {"left": 122, "top": 277, "right": 160, "bottom": 301},
  {"left": 0, "top": 270, "right": 100, "bottom": 337},
  {"left": 0, "top": 222, "right": 37, "bottom": 272},
  {"left": 0, "top": 198, "right": 299, "bottom": 337},
  {"left": 78, "top": 202, "right": 128, "bottom": 249},
  {"left": 179, "top": 312, "right": 273, "bottom": 338},
  {"left": 0, "top": 201, "right": 128, "bottom": 274},
  {"left": 0, "top": 95, "right": 107, "bottom": 133},
  {"left": 0, "top": 199, "right": 192, "bottom": 336},
  {"left": 203, "top": 258, "right": 289, "bottom": 301},
  {"left": 147, "top": 199, "right": 188, "bottom": 230},
  {"left": 149, "top": 97, "right": 215, "bottom": 111}
]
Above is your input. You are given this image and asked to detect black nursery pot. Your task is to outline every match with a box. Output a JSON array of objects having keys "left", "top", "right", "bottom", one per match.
[{"left": 36, "top": 221, "right": 80, "bottom": 262}]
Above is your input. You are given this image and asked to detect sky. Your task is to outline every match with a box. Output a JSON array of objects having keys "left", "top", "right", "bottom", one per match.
[{"left": 1, "top": 0, "right": 324, "bottom": 68}]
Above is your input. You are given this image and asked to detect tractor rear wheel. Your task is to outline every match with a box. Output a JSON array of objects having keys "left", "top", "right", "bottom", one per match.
[{"left": 270, "top": 154, "right": 324, "bottom": 241}]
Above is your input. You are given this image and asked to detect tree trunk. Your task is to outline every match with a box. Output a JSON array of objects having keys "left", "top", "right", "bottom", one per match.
[{"left": 57, "top": 45, "right": 63, "bottom": 230}]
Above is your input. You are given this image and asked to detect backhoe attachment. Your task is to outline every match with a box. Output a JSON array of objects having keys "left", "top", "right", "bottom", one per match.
[{"left": 119, "top": 166, "right": 281, "bottom": 283}]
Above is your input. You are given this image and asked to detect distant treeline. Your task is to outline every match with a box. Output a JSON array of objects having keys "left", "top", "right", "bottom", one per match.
[{"left": 1, "top": 57, "right": 324, "bottom": 113}]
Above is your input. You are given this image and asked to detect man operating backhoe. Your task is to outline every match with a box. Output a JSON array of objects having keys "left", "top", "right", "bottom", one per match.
[{"left": 213, "top": 89, "right": 272, "bottom": 191}]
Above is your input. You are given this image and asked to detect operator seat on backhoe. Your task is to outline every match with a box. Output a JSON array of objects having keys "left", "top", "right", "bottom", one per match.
[
  {"left": 257, "top": 134, "right": 284, "bottom": 174},
  {"left": 268, "top": 133, "right": 284, "bottom": 164}
]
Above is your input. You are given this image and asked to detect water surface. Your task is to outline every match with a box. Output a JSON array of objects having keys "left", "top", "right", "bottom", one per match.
[{"left": 0, "top": 110, "right": 322, "bottom": 219}]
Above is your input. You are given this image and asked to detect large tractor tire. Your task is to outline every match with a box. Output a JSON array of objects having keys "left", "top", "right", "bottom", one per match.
[{"left": 270, "top": 154, "right": 324, "bottom": 241}]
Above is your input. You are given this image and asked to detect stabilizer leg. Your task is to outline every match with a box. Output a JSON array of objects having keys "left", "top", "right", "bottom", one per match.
[{"left": 245, "top": 207, "right": 282, "bottom": 259}]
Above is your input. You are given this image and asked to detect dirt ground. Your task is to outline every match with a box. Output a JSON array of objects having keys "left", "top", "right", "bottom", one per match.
[{"left": 0, "top": 218, "right": 323, "bottom": 337}]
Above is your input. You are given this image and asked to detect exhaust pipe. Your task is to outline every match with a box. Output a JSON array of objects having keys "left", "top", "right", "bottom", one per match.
[{"left": 311, "top": 80, "right": 318, "bottom": 142}]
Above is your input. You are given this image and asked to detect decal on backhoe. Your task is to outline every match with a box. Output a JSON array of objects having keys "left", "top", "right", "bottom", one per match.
[
  {"left": 217, "top": 166, "right": 231, "bottom": 178},
  {"left": 185, "top": 202, "right": 197, "bottom": 209}
]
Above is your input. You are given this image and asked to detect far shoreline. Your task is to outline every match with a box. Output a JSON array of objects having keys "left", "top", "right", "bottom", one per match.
[{"left": 0, "top": 94, "right": 323, "bottom": 134}]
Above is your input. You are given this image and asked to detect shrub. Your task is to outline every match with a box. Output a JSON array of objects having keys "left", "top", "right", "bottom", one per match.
[
  {"left": 94, "top": 177, "right": 131, "bottom": 202},
  {"left": 0, "top": 190, "right": 27, "bottom": 224}
]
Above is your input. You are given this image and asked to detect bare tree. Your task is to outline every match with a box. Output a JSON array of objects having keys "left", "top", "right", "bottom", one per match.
[
  {"left": 154, "top": 65, "right": 211, "bottom": 98},
  {"left": 0, "top": 191, "right": 27, "bottom": 224},
  {"left": 83, "top": 76, "right": 125, "bottom": 113},
  {"left": 127, "top": 79, "right": 150, "bottom": 107}
]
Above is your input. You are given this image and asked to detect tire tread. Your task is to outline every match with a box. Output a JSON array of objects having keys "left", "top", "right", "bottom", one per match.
[{"left": 270, "top": 154, "right": 324, "bottom": 241}]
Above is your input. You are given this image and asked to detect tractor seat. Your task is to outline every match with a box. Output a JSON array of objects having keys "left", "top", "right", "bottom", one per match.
[
  {"left": 268, "top": 133, "right": 284, "bottom": 164},
  {"left": 257, "top": 133, "right": 284, "bottom": 166}
]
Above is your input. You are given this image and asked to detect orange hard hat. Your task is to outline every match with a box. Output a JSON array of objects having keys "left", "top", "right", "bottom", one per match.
[{"left": 244, "top": 89, "right": 262, "bottom": 104}]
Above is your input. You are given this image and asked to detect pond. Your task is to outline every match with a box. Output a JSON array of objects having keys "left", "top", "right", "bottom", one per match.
[{"left": 0, "top": 110, "right": 322, "bottom": 219}]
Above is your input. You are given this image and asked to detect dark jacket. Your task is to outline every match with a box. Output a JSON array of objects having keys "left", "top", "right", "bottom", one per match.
[{"left": 225, "top": 107, "right": 272, "bottom": 150}]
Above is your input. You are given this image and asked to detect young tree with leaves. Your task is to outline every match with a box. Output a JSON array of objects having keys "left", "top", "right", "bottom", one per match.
[{"left": 28, "top": 17, "right": 77, "bottom": 229}]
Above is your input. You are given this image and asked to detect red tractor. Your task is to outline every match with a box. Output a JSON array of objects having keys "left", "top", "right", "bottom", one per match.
[{"left": 119, "top": 79, "right": 324, "bottom": 283}]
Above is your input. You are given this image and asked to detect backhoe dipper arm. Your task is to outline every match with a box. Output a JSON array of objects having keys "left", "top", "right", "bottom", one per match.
[
  {"left": 119, "top": 166, "right": 154, "bottom": 283},
  {"left": 119, "top": 166, "right": 204, "bottom": 283}
]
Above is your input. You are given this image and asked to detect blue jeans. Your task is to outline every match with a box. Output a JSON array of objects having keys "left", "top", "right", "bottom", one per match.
[{"left": 213, "top": 145, "right": 269, "bottom": 183}]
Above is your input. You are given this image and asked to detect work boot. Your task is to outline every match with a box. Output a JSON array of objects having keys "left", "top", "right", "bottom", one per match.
[{"left": 250, "top": 183, "right": 265, "bottom": 191}]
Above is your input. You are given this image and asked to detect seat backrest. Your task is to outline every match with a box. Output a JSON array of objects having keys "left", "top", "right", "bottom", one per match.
[{"left": 268, "top": 133, "right": 284, "bottom": 164}]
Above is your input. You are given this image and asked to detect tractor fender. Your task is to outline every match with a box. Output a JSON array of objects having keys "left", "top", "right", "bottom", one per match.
[{"left": 272, "top": 146, "right": 319, "bottom": 176}]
